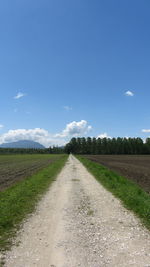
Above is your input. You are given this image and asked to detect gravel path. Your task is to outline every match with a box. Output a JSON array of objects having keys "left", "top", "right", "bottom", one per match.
[{"left": 4, "top": 155, "right": 150, "bottom": 266}]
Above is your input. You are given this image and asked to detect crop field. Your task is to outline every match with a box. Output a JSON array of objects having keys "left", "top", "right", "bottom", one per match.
[
  {"left": 0, "top": 154, "right": 68, "bottom": 252},
  {"left": 84, "top": 155, "right": 150, "bottom": 194},
  {"left": 0, "top": 154, "right": 61, "bottom": 191}
]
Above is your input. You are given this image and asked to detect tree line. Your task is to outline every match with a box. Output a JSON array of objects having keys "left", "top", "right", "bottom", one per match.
[
  {"left": 1, "top": 137, "right": 150, "bottom": 155},
  {"left": 0, "top": 146, "right": 64, "bottom": 155},
  {"left": 64, "top": 137, "right": 150, "bottom": 154}
]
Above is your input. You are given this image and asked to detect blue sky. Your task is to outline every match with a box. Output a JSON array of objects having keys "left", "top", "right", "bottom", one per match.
[{"left": 0, "top": 0, "right": 150, "bottom": 147}]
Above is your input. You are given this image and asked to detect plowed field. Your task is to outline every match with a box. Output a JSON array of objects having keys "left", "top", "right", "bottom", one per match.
[
  {"left": 0, "top": 154, "right": 60, "bottom": 191},
  {"left": 84, "top": 155, "right": 150, "bottom": 194}
]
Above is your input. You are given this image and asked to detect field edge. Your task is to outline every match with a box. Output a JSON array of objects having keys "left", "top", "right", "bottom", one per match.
[
  {"left": 76, "top": 155, "right": 150, "bottom": 231},
  {"left": 0, "top": 154, "right": 68, "bottom": 256}
]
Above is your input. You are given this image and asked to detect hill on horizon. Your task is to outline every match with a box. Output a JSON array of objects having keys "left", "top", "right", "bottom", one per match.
[{"left": 0, "top": 140, "right": 45, "bottom": 149}]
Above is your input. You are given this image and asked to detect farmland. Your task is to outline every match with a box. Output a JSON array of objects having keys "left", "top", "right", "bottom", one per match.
[
  {"left": 77, "top": 155, "right": 150, "bottom": 231},
  {"left": 0, "top": 154, "right": 61, "bottom": 191},
  {"left": 1, "top": 154, "right": 150, "bottom": 265},
  {"left": 84, "top": 155, "right": 150, "bottom": 194},
  {"left": 0, "top": 154, "right": 68, "bottom": 252},
  {"left": 4, "top": 155, "right": 150, "bottom": 266}
]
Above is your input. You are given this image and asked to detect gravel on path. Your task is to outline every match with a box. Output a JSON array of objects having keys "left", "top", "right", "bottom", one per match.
[{"left": 3, "top": 155, "right": 150, "bottom": 267}]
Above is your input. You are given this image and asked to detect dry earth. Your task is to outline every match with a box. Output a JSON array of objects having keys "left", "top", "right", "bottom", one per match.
[
  {"left": 0, "top": 155, "right": 55, "bottom": 191},
  {"left": 3, "top": 155, "right": 150, "bottom": 266},
  {"left": 84, "top": 155, "right": 150, "bottom": 194}
]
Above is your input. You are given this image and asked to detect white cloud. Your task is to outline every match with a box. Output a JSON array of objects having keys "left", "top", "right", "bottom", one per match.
[
  {"left": 142, "top": 129, "right": 150, "bottom": 133},
  {"left": 125, "top": 90, "right": 134, "bottom": 96},
  {"left": 0, "top": 128, "right": 66, "bottom": 147},
  {"left": 0, "top": 120, "right": 92, "bottom": 147},
  {"left": 0, "top": 124, "right": 4, "bottom": 129},
  {"left": 56, "top": 120, "right": 92, "bottom": 138},
  {"left": 0, "top": 128, "right": 48, "bottom": 146},
  {"left": 63, "top": 106, "right": 72, "bottom": 111},
  {"left": 97, "top": 133, "right": 111, "bottom": 139},
  {"left": 14, "top": 92, "right": 26, "bottom": 99}
]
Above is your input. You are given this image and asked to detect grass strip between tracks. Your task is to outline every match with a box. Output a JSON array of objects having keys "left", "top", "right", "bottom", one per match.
[
  {"left": 77, "top": 155, "right": 150, "bottom": 230},
  {"left": 0, "top": 155, "right": 68, "bottom": 253}
]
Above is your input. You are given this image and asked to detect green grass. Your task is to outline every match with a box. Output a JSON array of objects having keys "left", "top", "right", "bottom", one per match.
[
  {"left": 77, "top": 155, "right": 150, "bottom": 230},
  {"left": 0, "top": 154, "right": 68, "bottom": 252}
]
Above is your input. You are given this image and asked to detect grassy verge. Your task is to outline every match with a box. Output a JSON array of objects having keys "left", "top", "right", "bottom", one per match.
[
  {"left": 77, "top": 155, "right": 150, "bottom": 230},
  {"left": 0, "top": 155, "right": 68, "bottom": 253}
]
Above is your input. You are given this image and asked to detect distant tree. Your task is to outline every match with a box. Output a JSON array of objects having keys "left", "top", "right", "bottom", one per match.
[
  {"left": 91, "top": 138, "right": 97, "bottom": 154},
  {"left": 145, "top": 138, "right": 150, "bottom": 154},
  {"left": 86, "top": 137, "right": 92, "bottom": 154},
  {"left": 96, "top": 138, "right": 102, "bottom": 154},
  {"left": 64, "top": 136, "right": 147, "bottom": 155},
  {"left": 80, "top": 137, "right": 87, "bottom": 154}
]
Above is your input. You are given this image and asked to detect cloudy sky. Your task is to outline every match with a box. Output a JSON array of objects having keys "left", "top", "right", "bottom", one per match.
[{"left": 0, "top": 0, "right": 150, "bottom": 147}]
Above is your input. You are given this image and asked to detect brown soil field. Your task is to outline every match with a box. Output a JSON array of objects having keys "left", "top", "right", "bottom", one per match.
[
  {"left": 0, "top": 154, "right": 59, "bottom": 191},
  {"left": 84, "top": 155, "right": 150, "bottom": 194}
]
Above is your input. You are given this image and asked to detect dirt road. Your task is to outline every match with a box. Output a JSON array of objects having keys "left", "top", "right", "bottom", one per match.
[{"left": 4, "top": 155, "right": 150, "bottom": 266}]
